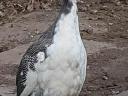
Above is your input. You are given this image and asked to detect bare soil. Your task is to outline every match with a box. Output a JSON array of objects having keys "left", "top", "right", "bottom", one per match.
[{"left": 0, "top": 0, "right": 128, "bottom": 96}]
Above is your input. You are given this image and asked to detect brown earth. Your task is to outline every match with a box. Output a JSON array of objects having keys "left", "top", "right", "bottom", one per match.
[{"left": 0, "top": 0, "right": 128, "bottom": 96}]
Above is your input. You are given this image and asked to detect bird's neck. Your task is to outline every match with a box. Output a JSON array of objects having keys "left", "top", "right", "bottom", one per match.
[
  {"left": 54, "top": 0, "right": 79, "bottom": 35},
  {"left": 61, "top": 0, "right": 77, "bottom": 14}
]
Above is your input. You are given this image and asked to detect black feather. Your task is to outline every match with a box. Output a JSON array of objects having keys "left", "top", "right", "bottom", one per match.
[
  {"left": 16, "top": 30, "right": 54, "bottom": 96},
  {"left": 61, "top": 0, "right": 73, "bottom": 14}
]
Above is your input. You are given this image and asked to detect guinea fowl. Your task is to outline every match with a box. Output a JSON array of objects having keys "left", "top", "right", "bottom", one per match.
[{"left": 16, "top": 0, "right": 87, "bottom": 96}]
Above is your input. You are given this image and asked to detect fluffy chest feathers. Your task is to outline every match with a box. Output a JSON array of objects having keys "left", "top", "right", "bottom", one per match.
[{"left": 47, "top": 6, "right": 82, "bottom": 59}]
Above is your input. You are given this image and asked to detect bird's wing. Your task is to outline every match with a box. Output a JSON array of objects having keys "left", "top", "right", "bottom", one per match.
[
  {"left": 16, "top": 31, "right": 53, "bottom": 96},
  {"left": 16, "top": 54, "right": 38, "bottom": 96}
]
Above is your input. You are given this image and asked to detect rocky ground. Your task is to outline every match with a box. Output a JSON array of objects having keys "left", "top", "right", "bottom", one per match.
[{"left": 0, "top": 0, "right": 128, "bottom": 96}]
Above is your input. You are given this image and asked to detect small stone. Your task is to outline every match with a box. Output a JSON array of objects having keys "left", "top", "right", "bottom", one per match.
[
  {"left": 0, "top": 11, "right": 4, "bottom": 17},
  {"left": 116, "top": 2, "right": 121, "bottom": 6},
  {"left": 112, "top": 90, "right": 120, "bottom": 95},
  {"left": 78, "top": 0, "right": 84, "bottom": 3},
  {"left": 108, "top": 23, "right": 113, "bottom": 26},
  {"left": 92, "top": 10, "right": 98, "bottom": 13},
  {"left": 0, "top": 22, "right": 4, "bottom": 26},
  {"left": 102, "top": 5, "right": 107, "bottom": 8},
  {"left": 79, "top": 7, "right": 88, "bottom": 12},
  {"left": 30, "top": 35, "right": 34, "bottom": 38},
  {"left": 90, "top": 10, "right": 98, "bottom": 14},
  {"left": 23, "top": 28, "right": 28, "bottom": 31},
  {"left": 102, "top": 75, "right": 108, "bottom": 80}
]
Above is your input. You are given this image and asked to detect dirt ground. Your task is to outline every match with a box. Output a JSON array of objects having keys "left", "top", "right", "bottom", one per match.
[{"left": 0, "top": 0, "right": 128, "bottom": 96}]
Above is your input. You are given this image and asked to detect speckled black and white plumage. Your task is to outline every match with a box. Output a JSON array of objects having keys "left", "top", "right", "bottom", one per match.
[
  {"left": 16, "top": 0, "right": 87, "bottom": 96},
  {"left": 16, "top": 30, "right": 54, "bottom": 96}
]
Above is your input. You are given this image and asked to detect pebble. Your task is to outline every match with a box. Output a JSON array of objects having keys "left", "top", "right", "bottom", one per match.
[
  {"left": 102, "top": 75, "right": 108, "bottom": 80},
  {"left": 112, "top": 90, "right": 120, "bottom": 95},
  {"left": 108, "top": 23, "right": 113, "bottom": 26},
  {"left": 0, "top": 11, "right": 4, "bottom": 17}
]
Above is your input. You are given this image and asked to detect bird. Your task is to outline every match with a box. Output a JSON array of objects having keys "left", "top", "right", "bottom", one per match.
[{"left": 16, "top": 0, "right": 87, "bottom": 96}]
